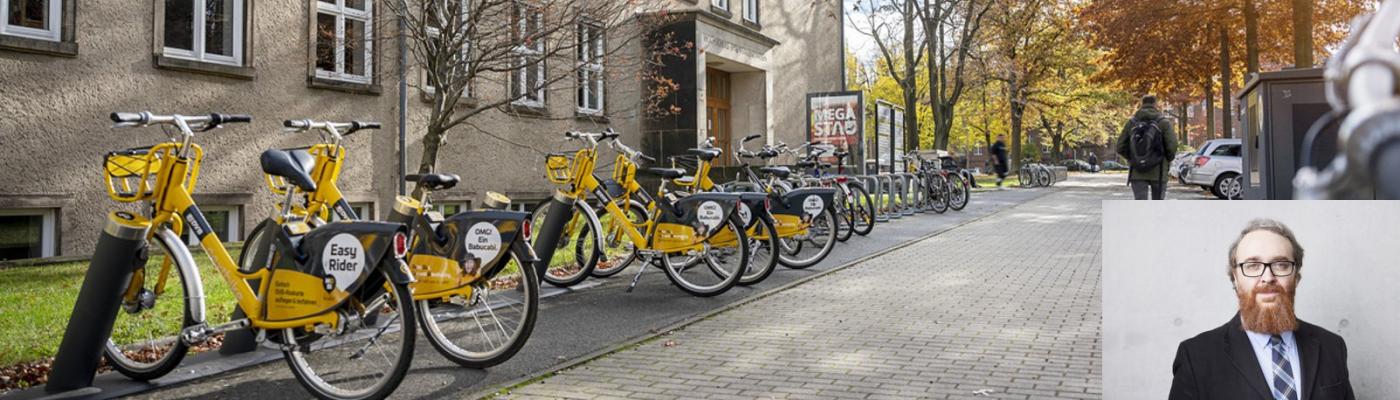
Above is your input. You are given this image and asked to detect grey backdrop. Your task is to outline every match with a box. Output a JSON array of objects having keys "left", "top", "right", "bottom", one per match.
[{"left": 1103, "top": 201, "right": 1400, "bottom": 399}]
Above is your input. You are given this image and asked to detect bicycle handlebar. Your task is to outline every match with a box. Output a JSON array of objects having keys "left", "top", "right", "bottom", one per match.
[
  {"left": 282, "top": 119, "right": 381, "bottom": 141},
  {"left": 110, "top": 112, "right": 252, "bottom": 132}
]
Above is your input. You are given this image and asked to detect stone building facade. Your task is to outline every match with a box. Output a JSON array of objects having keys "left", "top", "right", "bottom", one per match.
[{"left": 0, "top": 0, "right": 842, "bottom": 261}]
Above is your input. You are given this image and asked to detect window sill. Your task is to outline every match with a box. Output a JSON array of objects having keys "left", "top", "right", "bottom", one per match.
[
  {"left": 741, "top": 18, "right": 761, "bottom": 30},
  {"left": 709, "top": 5, "right": 733, "bottom": 18},
  {"left": 308, "top": 76, "right": 382, "bottom": 95},
  {"left": 419, "top": 90, "right": 479, "bottom": 109},
  {"left": 575, "top": 111, "right": 609, "bottom": 123},
  {"left": 0, "top": 35, "right": 77, "bottom": 57},
  {"left": 506, "top": 103, "right": 550, "bottom": 119},
  {"left": 154, "top": 55, "right": 255, "bottom": 79}
]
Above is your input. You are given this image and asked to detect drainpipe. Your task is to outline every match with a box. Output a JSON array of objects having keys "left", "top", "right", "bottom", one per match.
[{"left": 397, "top": 13, "right": 409, "bottom": 196}]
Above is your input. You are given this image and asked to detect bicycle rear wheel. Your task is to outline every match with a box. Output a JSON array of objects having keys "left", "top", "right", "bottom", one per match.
[
  {"left": 662, "top": 215, "right": 749, "bottom": 297},
  {"left": 103, "top": 228, "right": 194, "bottom": 381},
  {"left": 776, "top": 207, "right": 837, "bottom": 269},
  {"left": 848, "top": 184, "right": 875, "bottom": 236},
  {"left": 284, "top": 266, "right": 416, "bottom": 400},
  {"left": 948, "top": 173, "right": 969, "bottom": 211},
  {"left": 738, "top": 213, "right": 779, "bottom": 286},
  {"left": 928, "top": 174, "right": 950, "bottom": 214},
  {"left": 418, "top": 250, "right": 538, "bottom": 368}
]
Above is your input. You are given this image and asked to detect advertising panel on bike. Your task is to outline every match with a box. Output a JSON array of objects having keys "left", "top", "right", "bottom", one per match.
[{"left": 806, "top": 91, "right": 864, "bottom": 172}]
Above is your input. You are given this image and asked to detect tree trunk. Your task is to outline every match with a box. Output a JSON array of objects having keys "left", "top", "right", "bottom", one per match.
[
  {"left": 414, "top": 125, "right": 446, "bottom": 197},
  {"left": 1205, "top": 79, "right": 1215, "bottom": 140},
  {"left": 1009, "top": 80, "right": 1024, "bottom": 170},
  {"left": 1244, "top": 0, "right": 1259, "bottom": 74},
  {"left": 902, "top": 0, "right": 919, "bottom": 153},
  {"left": 1291, "top": 0, "right": 1314, "bottom": 68},
  {"left": 1219, "top": 27, "right": 1233, "bottom": 139}
]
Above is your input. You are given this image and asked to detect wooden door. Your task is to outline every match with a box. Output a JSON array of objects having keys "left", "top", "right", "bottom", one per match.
[{"left": 706, "top": 68, "right": 732, "bottom": 166}]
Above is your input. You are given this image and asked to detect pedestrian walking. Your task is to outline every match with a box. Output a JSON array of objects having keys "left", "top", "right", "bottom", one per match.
[
  {"left": 991, "top": 135, "right": 1009, "bottom": 187},
  {"left": 1087, "top": 153, "right": 1099, "bottom": 173},
  {"left": 1115, "top": 95, "right": 1177, "bottom": 200}
]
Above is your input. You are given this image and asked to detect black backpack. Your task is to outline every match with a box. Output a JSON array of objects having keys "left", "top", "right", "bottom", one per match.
[{"left": 1128, "top": 117, "right": 1166, "bottom": 172}]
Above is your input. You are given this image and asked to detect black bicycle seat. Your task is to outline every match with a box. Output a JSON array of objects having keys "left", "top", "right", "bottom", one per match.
[
  {"left": 758, "top": 166, "right": 791, "bottom": 179},
  {"left": 260, "top": 149, "right": 317, "bottom": 192},
  {"left": 646, "top": 167, "right": 687, "bottom": 179},
  {"left": 405, "top": 173, "right": 460, "bottom": 191},
  {"left": 795, "top": 160, "right": 817, "bottom": 169},
  {"left": 687, "top": 148, "right": 722, "bottom": 161}
]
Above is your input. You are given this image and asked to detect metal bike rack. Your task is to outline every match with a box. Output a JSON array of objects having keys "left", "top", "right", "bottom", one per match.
[
  {"left": 885, "top": 174, "right": 905, "bottom": 219},
  {"left": 859, "top": 175, "right": 890, "bottom": 222},
  {"left": 899, "top": 173, "right": 921, "bottom": 215}
]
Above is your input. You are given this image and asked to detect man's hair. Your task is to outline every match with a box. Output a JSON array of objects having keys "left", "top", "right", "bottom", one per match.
[
  {"left": 1142, "top": 95, "right": 1157, "bottom": 106},
  {"left": 1227, "top": 218, "right": 1305, "bottom": 281}
]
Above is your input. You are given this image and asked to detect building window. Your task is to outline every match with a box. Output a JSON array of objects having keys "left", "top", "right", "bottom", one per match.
[
  {"left": 435, "top": 201, "right": 469, "bottom": 216},
  {"left": 0, "top": 209, "right": 56, "bottom": 260},
  {"left": 742, "top": 0, "right": 758, "bottom": 23},
  {"left": 316, "top": 0, "right": 373, "bottom": 84},
  {"left": 351, "top": 202, "right": 374, "bottom": 220},
  {"left": 510, "top": 1, "right": 544, "bottom": 108},
  {"left": 162, "top": 0, "right": 245, "bottom": 66},
  {"left": 189, "top": 205, "right": 240, "bottom": 245},
  {"left": 423, "top": 0, "right": 470, "bottom": 98},
  {"left": 1, "top": 0, "right": 60, "bottom": 41},
  {"left": 974, "top": 146, "right": 983, "bottom": 156},
  {"left": 576, "top": 21, "right": 603, "bottom": 115},
  {"left": 711, "top": 0, "right": 728, "bottom": 11}
]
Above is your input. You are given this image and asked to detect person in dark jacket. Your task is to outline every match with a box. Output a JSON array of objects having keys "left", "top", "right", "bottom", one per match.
[
  {"left": 1087, "top": 153, "right": 1099, "bottom": 173},
  {"left": 1169, "top": 219, "right": 1354, "bottom": 400},
  {"left": 1116, "top": 95, "right": 1178, "bottom": 199},
  {"left": 990, "top": 135, "right": 1009, "bottom": 187}
]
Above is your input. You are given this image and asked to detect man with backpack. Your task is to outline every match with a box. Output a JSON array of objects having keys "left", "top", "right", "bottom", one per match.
[
  {"left": 1116, "top": 95, "right": 1177, "bottom": 200},
  {"left": 991, "top": 134, "right": 1009, "bottom": 187}
]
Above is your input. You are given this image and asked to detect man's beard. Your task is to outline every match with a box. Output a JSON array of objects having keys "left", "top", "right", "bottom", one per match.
[{"left": 1237, "top": 282, "right": 1298, "bottom": 334}]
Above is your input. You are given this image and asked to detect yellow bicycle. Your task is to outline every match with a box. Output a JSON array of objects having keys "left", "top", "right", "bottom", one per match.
[
  {"left": 248, "top": 119, "right": 539, "bottom": 368},
  {"left": 537, "top": 130, "right": 750, "bottom": 296},
  {"left": 101, "top": 112, "right": 415, "bottom": 400}
]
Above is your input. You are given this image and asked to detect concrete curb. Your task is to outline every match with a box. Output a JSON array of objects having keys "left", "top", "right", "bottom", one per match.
[{"left": 471, "top": 187, "right": 1063, "bottom": 399}]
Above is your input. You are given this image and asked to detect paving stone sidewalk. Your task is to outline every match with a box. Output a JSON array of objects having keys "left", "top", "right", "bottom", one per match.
[{"left": 502, "top": 186, "right": 1107, "bottom": 400}]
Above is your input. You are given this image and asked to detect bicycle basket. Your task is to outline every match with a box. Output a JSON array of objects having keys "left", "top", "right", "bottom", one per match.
[
  {"left": 545, "top": 153, "right": 574, "bottom": 184},
  {"left": 103, "top": 143, "right": 201, "bottom": 202},
  {"left": 612, "top": 154, "right": 636, "bottom": 186}
]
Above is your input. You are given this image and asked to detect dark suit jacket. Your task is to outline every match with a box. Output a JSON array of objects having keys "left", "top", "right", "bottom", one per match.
[{"left": 1169, "top": 314, "right": 1355, "bottom": 400}]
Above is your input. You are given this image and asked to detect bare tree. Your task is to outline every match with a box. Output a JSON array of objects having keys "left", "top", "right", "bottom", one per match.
[
  {"left": 918, "top": 0, "right": 990, "bottom": 150},
  {"left": 386, "top": 0, "right": 676, "bottom": 194}
]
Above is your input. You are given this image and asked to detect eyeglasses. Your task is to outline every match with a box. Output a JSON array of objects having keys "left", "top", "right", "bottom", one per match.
[{"left": 1236, "top": 261, "right": 1298, "bottom": 277}]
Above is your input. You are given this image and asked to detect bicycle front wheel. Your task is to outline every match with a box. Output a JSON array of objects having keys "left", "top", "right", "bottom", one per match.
[
  {"left": 284, "top": 265, "right": 416, "bottom": 400},
  {"left": 848, "top": 184, "right": 875, "bottom": 236},
  {"left": 928, "top": 175, "right": 950, "bottom": 214},
  {"left": 776, "top": 207, "right": 837, "bottom": 269},
  {"left": 592, "top": 199, "right": 648, "bottom": 278},
  {"left": 104, "top": 228, "right": 195, "bottom": 381},
  {"left": 418, "top": 250, "right": 538, "bottom": 368},
  {"left": 662, "top": 216, "right": 749, "bottom": 297},
  {"left": 738, "top": 213, "right": 779, "bottom": 286},
  {"left": 534, "top": 200, "right": 600, "bottom": 287},
  {"left": 948, "top": 173, "right": 969, "bottom": 211}
]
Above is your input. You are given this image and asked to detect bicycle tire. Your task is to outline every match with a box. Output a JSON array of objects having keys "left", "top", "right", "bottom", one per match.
[
  {"left": 776, "top": 207, "right": 837, "bottom": 269},
  {"left": 928, "top": 174, "right": 950, "bottom": 214},
  {"left": 848, "top": 183, "right": 875, "bottom": 236},
  {"left": 103, "top": 228, "right": 194, "bottom": 381},
  {"left": 834, "top": 186, "right": 854, "bottom": 243},
  {"left": 661, "top": 214, "right": 749, "bottom": 297},
  {"left": 418, "top": 249, "right": 538, "bottom": 368},
  {"left": 948, "top": 172, "right": 969, "bottom": 211},
  {"left": 737, "top": 212, "right": 779, "bottom": 286},
  {"left": 536, "top": 200, "right": 601, "bottom": 287},
  {"left": 284, "top": 265, "right": 416, "bottom": 400}
]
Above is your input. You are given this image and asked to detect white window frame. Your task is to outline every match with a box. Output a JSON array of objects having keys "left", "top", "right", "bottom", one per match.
[
  {"left": 188, "top": 205, "right": 239, "bottom": 245},
  {"left": 0, "top": 0, "right": 62, "bottom": 41},
  {"left": 351, "top": 202, "right": 375, "bottom": 220},
  {"left": 315, "top": 0, "right": 374, "bottom": 84},
  {"left": 0, "top": 208, "right": 56, "bottom": 259},
  {"left": 712, "top": 0, "right": 729, "bottom": 11},
  {"left": 974, "top": 146, "right": 983, "bottom": 156},
  {"left": 576, "top": 21, "right": 604, "bottom": 115},
  {"left": 162, "top": 0, "right": 245, "bottom": 66},
  {"left": 742, "top": 0, "right": 758, "bottom": 23},
  {"left": 511, "top": 1, "right": 545, "bottom": 108},
  {"left": 423, "top": 0, "right": 471, "bottom": 98}
]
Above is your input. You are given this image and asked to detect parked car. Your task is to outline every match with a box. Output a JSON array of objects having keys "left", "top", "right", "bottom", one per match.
[
  {"left": 1182, "top": 138, "right": 1243, "bottom": 199},
  {"left": 1060, "top": 159, "right": 1093, "bottom": 172},
  {"left": 1101, "top": 160, "right": 1128, "bottom": 171}
]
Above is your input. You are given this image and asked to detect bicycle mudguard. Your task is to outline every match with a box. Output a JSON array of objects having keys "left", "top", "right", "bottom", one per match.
[
  {"left": 432, "top": 210, "right": 529, "bottom": 280},
  {"left": 658, "top": 192, "right": 743, "bottom": 233},
  {"left": 771, "top": 187, "right": 837, "bottom": 217},
  {"left": 732, "top": 191, "right": 768, "bottom": 229},
  {"left": 262, "top": 221, "right": 407, "bottom": 322}
]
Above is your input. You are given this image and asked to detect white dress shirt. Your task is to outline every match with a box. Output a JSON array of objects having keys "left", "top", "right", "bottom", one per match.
[{"left": 1245, "top": 329, "right": 1303, "bottom": 400}]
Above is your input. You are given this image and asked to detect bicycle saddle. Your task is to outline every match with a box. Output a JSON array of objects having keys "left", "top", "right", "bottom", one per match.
[
  {"left": 795, "top": 160, "right": 817, "bottom": 169},
  {"left": 405, "top": 173, "right": 460, "bottom": 191},
  {"left": 646, "top": 167, "right": 687, "bottom": 179},
  {"left": 260, "top": 149, "right": 317, "bottom": 192},
  {"left": 686, "top": 148, "right": 722, "bottom": 161},
  {"left": 758, "top": 166, "right": 791, "bottom": 179}
]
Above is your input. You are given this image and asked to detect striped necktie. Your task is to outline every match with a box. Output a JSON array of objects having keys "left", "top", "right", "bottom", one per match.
[{"left": 1269, "top": 334, "right": 1299, "bottom": 400}]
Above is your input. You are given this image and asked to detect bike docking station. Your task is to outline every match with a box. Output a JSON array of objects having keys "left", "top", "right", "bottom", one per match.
[
  {"left": 530, "top": 190, "right": 583, "bottom": 280},
  {"left": 20, "top": 212, "right": 150, "bottom": 400}
]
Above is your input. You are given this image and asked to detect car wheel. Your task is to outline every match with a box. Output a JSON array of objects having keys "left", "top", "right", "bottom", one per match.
[{"left": 1213, "top": 173, "right": 1240, "bottom": 200}]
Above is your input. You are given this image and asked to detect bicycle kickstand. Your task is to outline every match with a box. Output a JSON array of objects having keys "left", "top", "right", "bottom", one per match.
[{"left": 626, "top": 254, "right": 654, "bottom": 292}]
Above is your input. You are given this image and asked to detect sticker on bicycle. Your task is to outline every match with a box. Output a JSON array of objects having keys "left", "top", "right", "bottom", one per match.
[
  {"left": 737, "top": 202, "right": 752, "bottom": 226},
  {"left": 322, "top": 233, "right": 367, "bottom": 291},
  {"left": 803, "top": 195, "right": 825, "bottom": 216},
  {"left": 464, "top": 222, "right": 503, "bottom": 264},
  {"left": 697, "top": 201, "right": 724, "bottom": 229}
]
